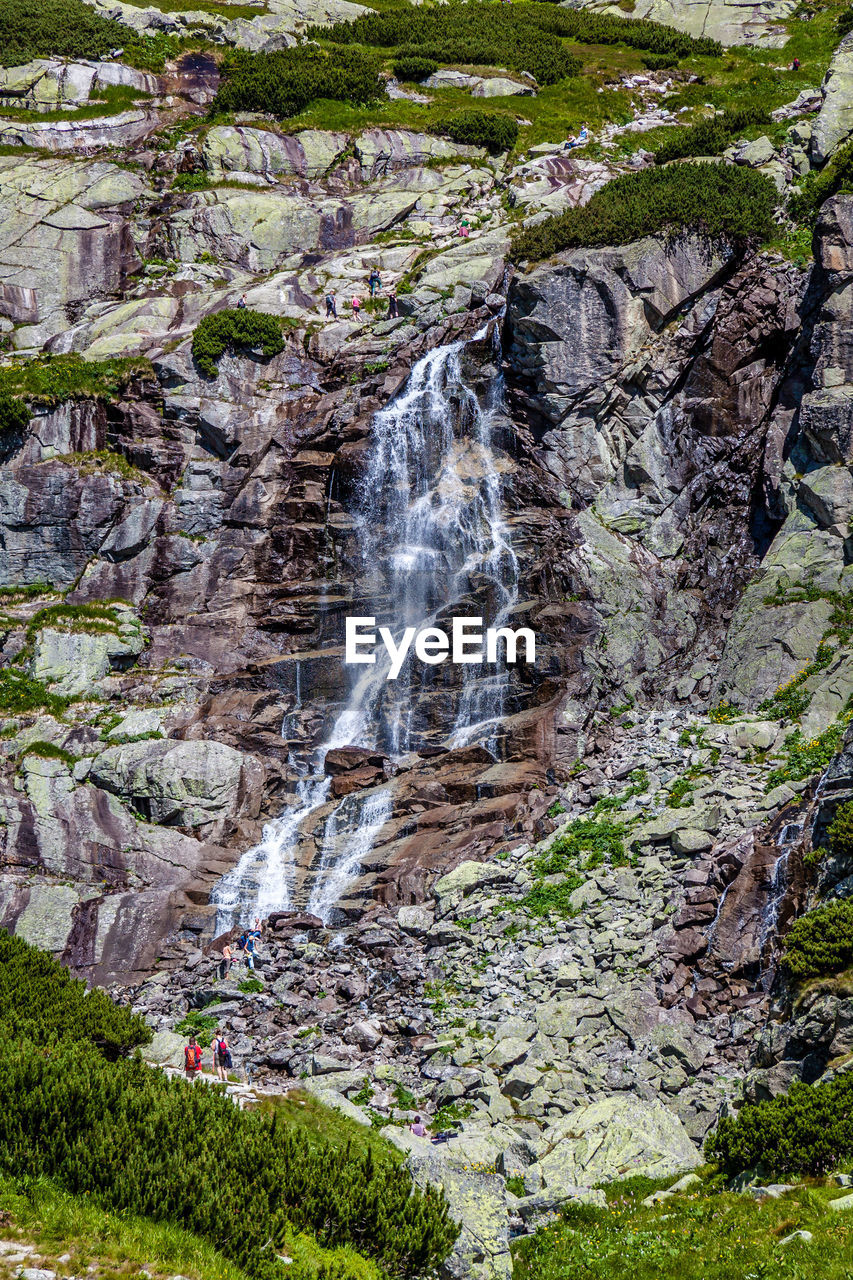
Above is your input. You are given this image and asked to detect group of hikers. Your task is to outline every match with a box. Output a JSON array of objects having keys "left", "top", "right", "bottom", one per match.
[
  {"left": 325, "top": 268, "right": 398, "bottom": 321},
  {"left": 184, "top": 1029, "right": 233, "bottom": 1082},
  {"left": 218, "top": 916, "right": 262, "bottom": 979}
]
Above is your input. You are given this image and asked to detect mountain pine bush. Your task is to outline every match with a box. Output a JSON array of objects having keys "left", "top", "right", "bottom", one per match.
[
  {"left": 315, "top": 2, "right": 720, "bottom": 83},
  {"left": 828, "top": 799, "right": 853, "bottom": 858},
  {"left": 0, "top": 934, "right": 458, "bottom": 1279},
  {"left": 0, "top": 392, "right": 30, "bottom": 435},
  {"left": 191, "top": 310, "right": 287, "bottom": 378},
  {"left": 706, "top": 1074, "right": 853, "bottom": 1175},
  {"left": 781, "top": 899, "right": 853, "bottom": 980},
  {"left": 0, "top": 0, "right": 180, "bottom": 71},
  {"left": 510, "top": 163, "right": 777, "bottom": 262},
  {"left": 432, "top": 110, "right": 518, "bottom": 155},
  {"left": 212, "top": 46, "right": 383, "bottom": 119},
  {"left": 654, "top": 107, "right": 771, "bottom": 165},
  {"left": 393, "top": 56, "right": 438, "bottom": 83},
  {"left": 789, "top": 135, "right": 853, "bottom": 224}
]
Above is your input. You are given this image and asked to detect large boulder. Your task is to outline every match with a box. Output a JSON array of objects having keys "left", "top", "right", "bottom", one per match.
[
  {"left": 812, "top": 31, "right": 853, "bottom": 165},
  {"left": 87, "top": 738, "right": 264, "bottom": 835},
  {"left": 537, "top": 1096, "right": 701, "bottom": 1186},
  {"left": 202, "top": 126, "right": 349, "bottom": 179}
]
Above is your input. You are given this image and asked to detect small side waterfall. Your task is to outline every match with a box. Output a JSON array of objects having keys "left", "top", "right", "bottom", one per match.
[{"left": 211, "top": 329, "right": 521, "bottom": 931}]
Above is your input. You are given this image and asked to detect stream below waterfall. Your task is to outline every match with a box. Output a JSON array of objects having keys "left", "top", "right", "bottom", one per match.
[{"left": 212, "top": 329, "right": 520, "bottom": 931}]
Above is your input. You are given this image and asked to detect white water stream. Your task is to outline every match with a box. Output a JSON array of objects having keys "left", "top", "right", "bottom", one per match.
[{"left": 212, "top": 332, "right": 520, "bottom": 931}]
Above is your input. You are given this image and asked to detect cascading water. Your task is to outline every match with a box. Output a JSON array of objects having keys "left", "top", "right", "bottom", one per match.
[{"left": 211, "top": 329, "right": 520, "bottom": 932}]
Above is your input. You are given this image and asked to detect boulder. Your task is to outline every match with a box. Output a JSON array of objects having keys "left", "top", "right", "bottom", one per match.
[
  {"left": 540, "top": 1097, "right": 701, "bottom": 1185},
  {"left": 812, "top": 32, "right": 853, "bottom": 165},
  {"left": 32, "top": 611, "right": 145, "bottom": 697},
  {"left": 87, "top": 738, "right": 263, "bottom": 834}
]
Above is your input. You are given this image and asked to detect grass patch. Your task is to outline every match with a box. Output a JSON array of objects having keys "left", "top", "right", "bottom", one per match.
[
  {"left": 24, "top": 601, "right": 124, "bottom": 646},
  {"left": 766, "top": 714, "right": 851, "bottom": 790},
  {"left": 0, "top": 355, "right": 152, "bottom": 409},
  {"left": 19, "top": 740, "right": 76, "bottom": 766},
  {"left": 174, "top": 1012, "right": 219, "bottom": 1041},
  {"left": 513, "top": 1174, "right": 853, "bottom": 1280},
  {"left": 256, "top": 1089, "right": 404, "bottom": 1167},
  {"left": 50, "top": 450, "right": 156, "bottom": 485},
  {"left": 0, "top": 669, "right": 68, "bottom": 717}
]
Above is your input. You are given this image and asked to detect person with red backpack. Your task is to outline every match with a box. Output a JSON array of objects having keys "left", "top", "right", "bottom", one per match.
[
  {"left": 184, "top": 1035, "right": 203, "bottom": 1082},
  {"left": 211, "top": 1028, "right": 232, "bottom": 1082}
]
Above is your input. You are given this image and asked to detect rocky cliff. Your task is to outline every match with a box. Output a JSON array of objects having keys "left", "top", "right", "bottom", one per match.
[{"left": 7, "top": 1, "right": 853, "bottom": 1274}]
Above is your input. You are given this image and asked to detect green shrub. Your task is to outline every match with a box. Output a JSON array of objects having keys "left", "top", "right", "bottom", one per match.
[
  {"left": 757, "top": 641, "right": 835, "bottom": 722},
  {"left": 828, "top": 800, "right": 853, "bottom": 859},
  {"left": 212, "top": 45, "right": 383, "bottom": 119},
  {"left": 706, "top": 1073, "right": 853, "bottom": 1176},
  {"left": 654, "top": 106, "right": 771, "bottom": 165},
  {"left": 789, "top": 135, "right": 853, "bottom": 224},
  {"left": 315, "top": 4, "right": 719, "bottom": 87},
  {"left": 839, "top": 4, "right": 853, "bottom": 37},
  {"left": 0, "top": 933, "right": 149, "bottom": 1057},
  {"left": 172, "top": 171, "right": 211, "bottom": 192},
  {"left": 0, "top": 392, "right": 30, "bottom": 434},
  {"left": 393, "top": 56, "right": 438, "bottom": 82},
  {"left": 781, "top": 899, "right": 853, "bottom": 981},
  {"left": 432, "top": 110, "right": 518, "bottom": 154},
  {"left": 510, "top": 163, "right": 777, "bottom": 262},
  {"left": 192, "top": 309, "right": 287, "bottom": 378},
  {"left": 0, "top": 0, "right": 181, "bottom": 71},
  {"left": 642, "top": 53, "right": 678, "bottom": 70},
  {"left": 766, "top": 718, "right": 848, "bottom": 790}
]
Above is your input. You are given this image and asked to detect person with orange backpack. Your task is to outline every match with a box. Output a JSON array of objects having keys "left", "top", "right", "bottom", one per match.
[
  {"left": 211, "top": 1028, "right": 232, "bottom": 1082},
  {"left": 184, "top": 1035, "right": 203, "bottom": 1082}
]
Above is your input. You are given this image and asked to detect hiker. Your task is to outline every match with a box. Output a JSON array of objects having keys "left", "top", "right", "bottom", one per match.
[
  {"left": 564, "top": 122, "right": 589, "bottom": 151},
  {"left": 184, "top": 1035, "right": 202, "bottom": 1082},
  {"left": 368, "top": 268, "right": 381, "bottom": 297},
  {"left": 351, "top": 294, "right": 362, "bottom": 318},
  {"left": 244, "top": 931, "right": 256, "bottom": 970},
  {"left": 410, "top": 1114, "right": 429, "bottom": 1138},
  {"left": 237, "top": 293, "right": 248, "bottom": 310},
  {"left": 387, "top": 289, "right": 398, "bottom": 319},
  {"left": 219, "top": 942, "right": 233, "bottom": 981},
  {"left": 791, "top": 56, "right": 801, "bottom": 71},
  {"left": 211, "top": 1028, "right": 232, "bottom": 1082},
  {"left": 457, "top": 220, "right": 470, "bottom": 238},
  {"left": 325, "top": 289, "right": 337, "bottom": 318}
]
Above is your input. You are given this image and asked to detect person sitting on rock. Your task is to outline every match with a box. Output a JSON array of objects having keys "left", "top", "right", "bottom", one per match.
[
  {"left": 237, "top": 293, "right": 248, "bottom": 309},
  {"left": 410, "top": 1114, "right": 429, "bottom": 1137}
]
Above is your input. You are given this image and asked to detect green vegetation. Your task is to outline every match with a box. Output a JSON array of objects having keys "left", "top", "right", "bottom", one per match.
[
  {"left": 24, "top": 601, "right": 125, "bottom": 646},
  {"left": 510, "top": 164, "right": 776, "bottom": 263},
  {"left": 18, "top": 740, "right": 76, "bottom": 766},
  {"left": 0, "top": 933, "right": 149, "bottom": 1057},
  {"left": 0, "top": 0, "right": 182, "bottom": 71},
  {"left": 781, "top": 899, "right": 853, "bottom": 981},
  {"left": 828, "top": 798, "right": 853, "bottom": 858},
  {"left": 0, "top": 391, "right": 30, "bottom": 434},
  {"left": 665, "top": 766, "right": 703, "bottom": 809},
  {"left": 239, "top": 976, "right": 264, "bottom": 994},
  {"left": 0, "top": 355, "right": 152, "bottom": 410},
  {"left": 790, "top": 134, "right": 853, "bottom": 224},
  {"left": 212, "top": 46, "right": 383, "bottom": 119},
  {"left": 191, "top": 309, "right": 288, "bottom": 377},
  {"left": 316, "top": 4, "right": 720, "bottom": 91},
  {"left": 516, "top": 816, "right": 627, "bottom": 919},
  {"left": 766, "top": 716, "right": 850, "bottom": 790},
  {"left": 393, "top": 56, "right": 438, "bottom": 83},
  {"left": 0, "top": 935, "right": 458, "bottom": 1280},
  {"left": 433, "top": 109, "right": 518, "bottom": 154},
  {"left": 654, "top": 106, "right": 771, "bottom": 165},
  {"left": 314, "top": 5, "right": 582, "bottom": 87},
  {"left": 707, "top": 1072, "right": 853, "bottom": 1176},
  {"left": 758, "top": 642, "right": 836, "bottom": 720},
  {"left": 0, "top": 1175, "right": 251, "bottom": 1280},
  {"left": 513, "top": 1173, "right": 853, "bottom": 1280},
  {"left": 0, "top": 668, "right": 68, "bottom": 717},
  {"left": 52, "top": 450, "right": 153, "bottom": 484},
  {"left": 172, "top": 170, "right": 212, "bottom": 192}
]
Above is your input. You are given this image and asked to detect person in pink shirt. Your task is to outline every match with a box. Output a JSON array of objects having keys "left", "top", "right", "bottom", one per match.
[
  {"left": 351, "top": 295, "right": 362, "bottom": 317},
  {"left": 410, "top": 1114, "right": 429, "bottom": 1137}
]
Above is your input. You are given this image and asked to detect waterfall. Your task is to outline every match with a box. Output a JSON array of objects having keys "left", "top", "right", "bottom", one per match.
[{"left": 211, "top": 329, "right": 519, "bottom": 932}]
